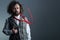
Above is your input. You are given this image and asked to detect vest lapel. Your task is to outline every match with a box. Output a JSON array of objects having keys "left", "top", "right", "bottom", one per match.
[{"left": 10, "top": 16, "right": 19, "bottom": 27}]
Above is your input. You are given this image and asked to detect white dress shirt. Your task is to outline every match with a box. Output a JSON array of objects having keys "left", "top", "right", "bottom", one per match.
[
  {"left": 14, "top": 14, "right": 31, "bottom": 40},
  {"left": 14, "top": 14, "right": 20, "bottom": 26}
]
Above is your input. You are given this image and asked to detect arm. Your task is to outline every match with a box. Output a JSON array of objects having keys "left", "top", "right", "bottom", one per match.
[
  {"left": 2, "top": 19, "right": 13, "bottom": 35},
  {"left": 26, "top": 23, "right": 31, "bottom": 40},
  {"left": 25, "top": 17, "right": 31, "bottom": 40}
]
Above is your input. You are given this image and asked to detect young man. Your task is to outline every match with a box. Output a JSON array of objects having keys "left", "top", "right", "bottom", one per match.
[{"left": 2, "top": 1, "right": 31, "bottom": 40}]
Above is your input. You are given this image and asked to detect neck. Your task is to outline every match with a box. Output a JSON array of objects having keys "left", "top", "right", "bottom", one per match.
[
  {"left": 12, "top": 14, "right": 22, "bottom": 16},
  {"left": 11, "top": 13, "right": 23, "bottom": 18}
]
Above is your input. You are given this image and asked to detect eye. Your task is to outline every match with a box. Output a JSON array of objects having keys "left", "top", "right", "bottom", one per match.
[{"left": 17, "top": 7, "right": 18, "bottom": 9}]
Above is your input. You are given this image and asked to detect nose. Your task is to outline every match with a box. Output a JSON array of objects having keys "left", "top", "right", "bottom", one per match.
[{"left": 15, "top": 8, "right": 18, "bottom": 12}]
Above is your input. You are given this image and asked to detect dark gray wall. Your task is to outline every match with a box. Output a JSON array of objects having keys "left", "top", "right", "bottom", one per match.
[{"left": 0, "top": 0, "right": 60, "bottom": 40}]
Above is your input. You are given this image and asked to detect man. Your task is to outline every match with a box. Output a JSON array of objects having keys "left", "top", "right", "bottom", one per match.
[{"left": 2, "top": 1, "right": 31, "bottom": 40}]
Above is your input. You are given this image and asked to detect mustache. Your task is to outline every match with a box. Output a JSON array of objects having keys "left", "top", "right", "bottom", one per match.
[{"left": 12, "top": 11, "right": 20, "bottom": 16}]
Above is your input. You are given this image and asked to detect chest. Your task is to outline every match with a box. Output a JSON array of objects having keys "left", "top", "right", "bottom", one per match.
[{"left": 9, "top": 17, "right": 26, "bottom": 29}]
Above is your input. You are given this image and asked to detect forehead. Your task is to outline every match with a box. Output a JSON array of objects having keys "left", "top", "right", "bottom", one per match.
[{"left": 14, "top": 4, "right": 20, "bottom": 7}]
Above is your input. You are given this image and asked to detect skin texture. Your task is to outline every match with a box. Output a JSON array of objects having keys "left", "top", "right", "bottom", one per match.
[{"left": 12, "top": 4, "right": 20, "bottom": 16}]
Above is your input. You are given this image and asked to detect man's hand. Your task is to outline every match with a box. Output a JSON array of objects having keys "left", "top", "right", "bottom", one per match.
[{"left": 12, "top": 28, "right": 18, "bottom": 34}]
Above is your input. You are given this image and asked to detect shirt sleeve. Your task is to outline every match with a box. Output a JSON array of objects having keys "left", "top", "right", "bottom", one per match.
[
  {"left": 26, "top": 23, "right": 31, "bottom": 40},
  {"left": 25, "top": 17, "right": 31, "bottom": 40}
]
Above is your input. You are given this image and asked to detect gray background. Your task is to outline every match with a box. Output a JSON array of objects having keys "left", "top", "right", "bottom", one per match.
[{"left": 0, "top": 0, "right": 60, "bottom": 40}]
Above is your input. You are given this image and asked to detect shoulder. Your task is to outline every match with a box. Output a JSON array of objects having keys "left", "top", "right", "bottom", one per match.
[
  {"left": 21, "top": 15, "right": 28, "bottom": 21},
  {"left": 23, "top": 16, "right": 28, "bottom": 21},
  {"left": 5, "top": 16, "right": 12, "bottom": 22},
  {"left": 25, "top": 17, "right": 28, "bottom": 21}
]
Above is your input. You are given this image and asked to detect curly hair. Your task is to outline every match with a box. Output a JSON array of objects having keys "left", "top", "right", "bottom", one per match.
[{"left": 7, "top": 1, "right": 24, "bottom": 15}]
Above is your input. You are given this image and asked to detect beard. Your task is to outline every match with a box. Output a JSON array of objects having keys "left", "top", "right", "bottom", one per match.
[{"left": 12, "top": 11, "right": 20, "bottom": 16}]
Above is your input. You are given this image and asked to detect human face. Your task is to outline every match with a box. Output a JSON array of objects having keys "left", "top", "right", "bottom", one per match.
[{"left": 12, "top": 4, "right": 20, "bottom": 16}]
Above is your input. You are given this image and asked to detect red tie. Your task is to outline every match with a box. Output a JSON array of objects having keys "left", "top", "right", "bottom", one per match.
[{"left": 14, "top": 14, "right": 32, "bottom": 24}]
